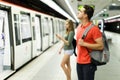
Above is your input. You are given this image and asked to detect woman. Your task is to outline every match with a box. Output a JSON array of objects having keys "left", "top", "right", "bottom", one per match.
[{"left": 56, "top": 19, "right": 75, "bottom": 80}]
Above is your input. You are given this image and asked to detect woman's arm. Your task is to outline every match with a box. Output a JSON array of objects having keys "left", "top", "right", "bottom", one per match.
[
  {"left": 56, "top": 34, "right": 69, "bottom": 45},
  {"left": 59, "top": 43, "right": 64, "bottom": 54}
]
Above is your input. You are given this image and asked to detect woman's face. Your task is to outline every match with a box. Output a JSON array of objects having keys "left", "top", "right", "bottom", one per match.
[{"left": 65, "top": 22, "right": 69, "bottom": 29}]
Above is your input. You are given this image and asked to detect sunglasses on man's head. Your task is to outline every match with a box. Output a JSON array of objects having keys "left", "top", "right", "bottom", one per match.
[{"left": 78, "top": 5, "right": 95, "bottom": 10}]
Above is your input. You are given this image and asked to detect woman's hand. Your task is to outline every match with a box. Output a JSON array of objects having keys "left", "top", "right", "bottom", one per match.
[
  {"left": 56, "top": 34, "right": 61, "bottom": 40},
  {"left": 59, "top": 49, "right": 62, "bottom": 54},
  {"left": 58, "top": 47, "right": 63, "bottom": 54}
]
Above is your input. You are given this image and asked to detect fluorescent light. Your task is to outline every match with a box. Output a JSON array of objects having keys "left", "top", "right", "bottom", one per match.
[
  {"left": 104, "top": 15, "right": 120, "bottom": 20},
  {"left": 40, "top": 0, "right": 75, "bottom": 22},
  {"left": 103, "top": 9, "right": 107, "bottom": 11},
  {"left": 92, "top": 10, "right": 105, "bottom": 19},
  {"left": 117, "top": 25, "right": 119, "bottom": 29},
  {"left": 65, "top": 0, "right": 79, "bottom": 22},
  {"left": 112, "top": 3, "right": 117, "bottom": 6}
]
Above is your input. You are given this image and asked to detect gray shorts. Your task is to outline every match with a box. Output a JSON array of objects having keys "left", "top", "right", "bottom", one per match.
[{"left": 64, "top": 49, "right": 74, "bottom": 56}]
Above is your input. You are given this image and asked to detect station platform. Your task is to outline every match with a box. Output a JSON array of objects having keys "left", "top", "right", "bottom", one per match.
[{"left": 6, "top": 42, "right": 120, "bottom": 80}]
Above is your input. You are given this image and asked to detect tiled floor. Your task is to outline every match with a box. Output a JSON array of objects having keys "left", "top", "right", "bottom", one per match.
[{"left": 6, "top": 42, "right": 120, "bottom": 80}]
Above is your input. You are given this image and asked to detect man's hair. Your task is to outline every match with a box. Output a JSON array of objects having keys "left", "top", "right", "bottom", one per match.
[{"left": 83, "top": 5, "right": 94, "bottom": 20}]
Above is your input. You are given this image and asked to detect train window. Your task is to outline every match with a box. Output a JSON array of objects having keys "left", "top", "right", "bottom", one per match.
[
  {"left": 32, "top": 17, "right": 36, "bottom": 40},
  {"left": 14, "top": 14, "right": 19, "bottom": 21},
  {"left": 14, "top": 14, "right": 21, "bottom": 45},
  {"left": 20, "top": 13, "right": 32, "bottom": 43},
  {"left": 43, "top": 17, "right": 49, "bottom": 36},
  {"left": 60, "top": 21, "right": 63, "bottom": 32},
  {"left": 32, "top": 26, "right": 36, "bottom": 40},
  {"left": 62, "top": 21, "right": 65, "bottom": 31}
]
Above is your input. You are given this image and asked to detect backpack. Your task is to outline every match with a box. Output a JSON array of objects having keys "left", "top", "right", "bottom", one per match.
[
  {"left": 72, "top": 38, "right": 77, "bottom": 56},
  {"left": 82, "top": 24, "right": 110, "bottom": 66}
]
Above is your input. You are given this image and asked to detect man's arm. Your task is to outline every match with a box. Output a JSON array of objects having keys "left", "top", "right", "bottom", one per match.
[{"left": 78, "top": 37, "right": 104, "bottom": 50}]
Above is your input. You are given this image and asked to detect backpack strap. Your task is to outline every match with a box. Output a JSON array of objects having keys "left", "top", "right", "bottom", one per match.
[{"left": 82, "top": 24, "right": 94, "bottom": 39}]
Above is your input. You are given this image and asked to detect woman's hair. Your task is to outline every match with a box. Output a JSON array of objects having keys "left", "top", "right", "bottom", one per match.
[{"left": 66, "top": 19, "right": 74, "bottom": 34}]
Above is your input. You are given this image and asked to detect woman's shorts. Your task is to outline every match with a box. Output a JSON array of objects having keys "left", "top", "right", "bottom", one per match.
[{"left": 64, "top": 49, "right": 74, "bottom": 56}]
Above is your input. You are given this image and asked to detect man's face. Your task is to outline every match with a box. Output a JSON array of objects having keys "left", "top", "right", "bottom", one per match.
[{"left": 77, "top": 6, "right": 86, "bottom": 20}]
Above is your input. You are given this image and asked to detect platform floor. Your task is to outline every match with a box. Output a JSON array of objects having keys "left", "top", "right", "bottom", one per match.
[{"left": 6, "top": 42, "right": 120, "bottom": 80}]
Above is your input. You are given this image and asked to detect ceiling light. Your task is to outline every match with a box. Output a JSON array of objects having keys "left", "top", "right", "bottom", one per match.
[
  {"left": 65, "top": 0, "right": 79, "bottom": 22},
  {"left": 111, "top": 3, "right": 117, "bottom": 6},
  {"left": 40, "top": 0, "right": 75, "bottom": 22},
  {"left": 103, "top": 9, "right": 107, "bottom": 11}
]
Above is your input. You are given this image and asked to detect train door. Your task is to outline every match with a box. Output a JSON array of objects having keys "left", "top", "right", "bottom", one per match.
[
  {"left": 0, "top": 9, "right": 11, "bottom": 73},
  {"left": 49, "top": 18, "right": 54, "bottom": 46},
  {"left": 30, "top": 14, "right": 37, "bottom": 58},
  {"left": 56, "top": 20, "right": 59, "bottom": 42},
  {"left": 34, "top": 15, "right": 42, "bottom": 55},
  {"left": 57, "top": 20, "right": 60, "bottom": 35},
  {"left": 41, "top": 17, "right": 49, "bottom": 50},
  {"left": 60, "top": 20, "right": 65, "bottom": 37},
  {"left": 53, "top": 19, "right": 57, "bottom": 43},
  {"left": 13, "top": 12, "right": 32, "bottom": 69},
  {"left": 62, "top": 21, "right": 65, "bottom": 36}
]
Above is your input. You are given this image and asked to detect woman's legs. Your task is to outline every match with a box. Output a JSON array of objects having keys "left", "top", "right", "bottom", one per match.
[
  {"left": 61, "top": 54, "right": 71, "bottom": 80},
  {"left": 67, "top": 56, "right": 71, "bottom": 80}
]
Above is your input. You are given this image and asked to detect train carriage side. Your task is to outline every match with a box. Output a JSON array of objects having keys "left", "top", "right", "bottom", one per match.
[
  {"left": 11, "top": 4, "right": 56, "bottom": 69},
  {"left": 40, "top": 15, "right": 50, "bottom": 51},
  {"left": 54, "top": 18, "right": 66, "bottom": 42},
  {"left": 11, "top": 5, "right": 33, "bottom": 69},
  {"left": 34, "top": 14, "right": 42, "bottom": 56},
  {"left": 0, "top": 2, "right": 13, "bottom": 74},
  {"left": 59, "top": 19, "right": 66, "bottom": 39},
  {"left": 48, "top": 16, "right": 54, "bottom": 46},
  {"left": 53, "top": 18, "right": 58, "bottom": 43},
  {"left": 29, "top": 12, "right": 42, "bottom": 58},
  {"left": 0, "top": 1, "right": 66, "bottom": 79},
  {"left": 11, "top": 5, "right": 53, "bottom": 69}
]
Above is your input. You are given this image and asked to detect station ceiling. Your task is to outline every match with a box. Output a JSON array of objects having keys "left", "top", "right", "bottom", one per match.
[
  {"left": 2, "top": 0, "right": 67, "bottom": 19},
  {"left": 77, "top": 0, "right": 120, "bottom": 20},
  {"left": 2, "top": 0, "right": 120, "bottom": 22},
  {"left": 53, "top": 0, "right": 120, "bottom": 20}
]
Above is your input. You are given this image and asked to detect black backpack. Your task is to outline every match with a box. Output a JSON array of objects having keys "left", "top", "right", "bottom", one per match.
[{"left": 72, "top": 38, "right": 77, "bottom": 56}]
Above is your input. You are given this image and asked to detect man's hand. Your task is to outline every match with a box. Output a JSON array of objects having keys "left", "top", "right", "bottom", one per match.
[{"left": 78, "top": 39, "right": 85, "bottom": 46}]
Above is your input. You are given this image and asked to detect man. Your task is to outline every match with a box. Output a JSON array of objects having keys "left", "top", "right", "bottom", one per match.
[{"left": 76, "top": 5, "right": 104, "bottom": 80}]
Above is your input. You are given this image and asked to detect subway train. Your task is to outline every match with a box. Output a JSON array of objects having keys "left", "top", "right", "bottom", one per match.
[
  {"left": 0, "top": 1, "right": 66, "bottom": 78},
  {"left": 1, "top": 1, "right": 119, "bottom": 79}
]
